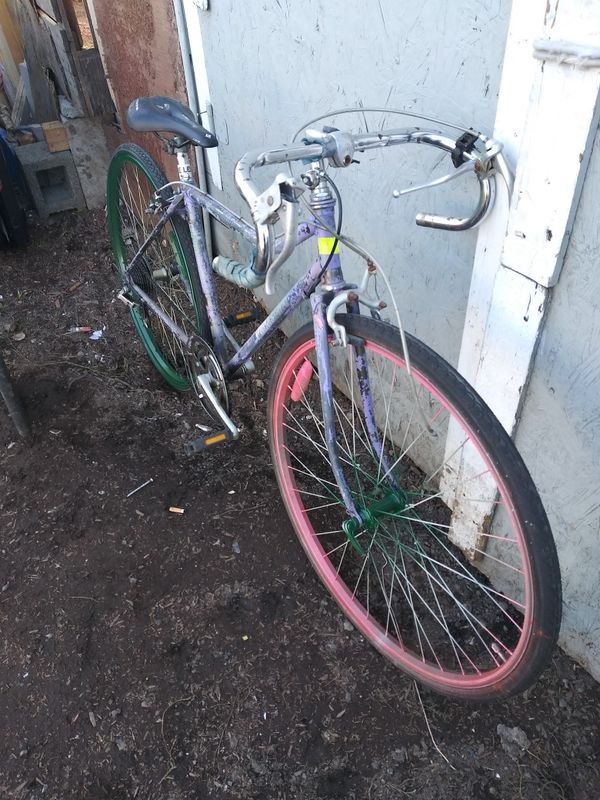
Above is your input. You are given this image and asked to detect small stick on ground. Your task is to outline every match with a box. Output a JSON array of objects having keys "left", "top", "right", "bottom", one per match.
[
  {"left": 213, "top": 688, "right": 252, "bottom": 766},
  {"left": 214, "top": 692, "right": 240, "bottom": 766},
  {"left": 157, "top": 693, "right": 196, "bottom": 786},
  {"left": 413, "top": 681, "right": 456, "bottom": 770},
  {"left": 160, "top": 693, "right": 195, "bottom": 760},
  {"left": 157, "top": 764, "right": 177, "bottom": 787}
]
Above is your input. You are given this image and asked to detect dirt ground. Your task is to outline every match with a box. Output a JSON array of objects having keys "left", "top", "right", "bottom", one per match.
[{"left": 1, "top": 210, "right": 599, "bottom": 800}]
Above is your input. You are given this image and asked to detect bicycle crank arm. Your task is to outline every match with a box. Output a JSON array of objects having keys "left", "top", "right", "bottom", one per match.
[{"left": 184, "top": 373, "right": 239, "bottom": 455}]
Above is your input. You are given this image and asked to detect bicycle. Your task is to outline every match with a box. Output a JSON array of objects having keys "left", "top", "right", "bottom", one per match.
[{"left": 106, "top": 96, "right": 561, "bottom": 701}]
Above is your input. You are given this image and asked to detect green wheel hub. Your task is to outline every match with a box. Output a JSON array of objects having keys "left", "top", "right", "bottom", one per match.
[{"left": 342, "top": 490, "right": 407, "bottom": 556}]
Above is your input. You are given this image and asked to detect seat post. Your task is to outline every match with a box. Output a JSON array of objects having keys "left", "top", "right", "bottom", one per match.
[{"left": 175, "top": 146, "right": 193, "bottom": 183}]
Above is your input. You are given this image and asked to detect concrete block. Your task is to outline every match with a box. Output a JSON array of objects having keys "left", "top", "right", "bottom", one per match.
[{"left": 16, "top": 141, "right": 86, "bottom": 218}]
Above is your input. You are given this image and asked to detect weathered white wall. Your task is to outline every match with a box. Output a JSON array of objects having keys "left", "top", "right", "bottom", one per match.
[
  {"left": 512, "top": 124, "right": 600, "bottom": 680},
  {"left": 187, "top": 1, "right": 600, "bottom": 680},
  {"left": 193, "top": 0, "right": 512, "bottom": 362}
]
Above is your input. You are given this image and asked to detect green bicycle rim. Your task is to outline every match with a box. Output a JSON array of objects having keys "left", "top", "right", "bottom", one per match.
[{"left": 107, "top": 146, "right": 202, "bottom": 391}]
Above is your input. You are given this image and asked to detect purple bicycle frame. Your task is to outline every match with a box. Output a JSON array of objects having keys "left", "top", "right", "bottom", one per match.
[{"left": 125, "top": 180, "right": 394, "bottom": 525}]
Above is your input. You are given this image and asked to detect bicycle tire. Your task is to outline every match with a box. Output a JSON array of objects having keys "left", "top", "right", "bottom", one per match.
[
  {"left": 0, "top": 144, "right": 28, "bottom": 248},
  {"left": 0, "top": 352, "right": 30, "bottom": 438},
  {"left": 106, "top": 143, "right": 209, "bottom": 390},
  {"left": 268, "top": 314, "right": 561, "bottom": 700}
]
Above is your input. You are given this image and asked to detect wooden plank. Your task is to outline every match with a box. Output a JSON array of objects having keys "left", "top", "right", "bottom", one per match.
[
  {"left": 58, "top": 0, "right": 84, "bottom": 49},
  {"left": 11, "top": 78, "right": 27, "bottom": 124},
  {"left": 16, "top": 0, "right": 61, "bottom": 122},
  {"left": 458, "top": 0, "right": 600, "bottom": 409},
  {"left": 42, "top": 120, "right": 69, "bottom": 151},
  {"left": 73, "top": 48, "right": 113, "bottom": 116},
  {"left": 491, "top": 0, "right": 600, "bottom": 289},
  {"left": 502, "top": 57, "right": 600, "bottom": 287},
  {"left": 442, "top": 268, "right": 549, "bottom": 554},
  {"left": 444, "top": 0, "right": 551, "bottom": 555},
  {"left": 64, "top": 115, "right": 110, "bottom": 208},
  {"left": 80, "top": 0, "right": 118, "bottom": 110},
  {"left": 34, "top": 0, "right": 61, "bottom": 22},
  {"left": 0, "top": 16, "right": 20, "bottom": 93},
  {"left": 47, "top": 23, "right": 85, "bottom": 114},
  {"left": 0, "top": 0, "right": 24, "bottom": 65}
]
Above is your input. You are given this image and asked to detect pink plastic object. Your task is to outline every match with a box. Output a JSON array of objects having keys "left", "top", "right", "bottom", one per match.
[{"left": 290, "top": 359, "right": 314, "bottom": 402}]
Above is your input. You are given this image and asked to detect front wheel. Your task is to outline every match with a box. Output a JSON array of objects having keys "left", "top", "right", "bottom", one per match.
[{"left": 268, "top": 315, "right": 561, "bottom": 700}]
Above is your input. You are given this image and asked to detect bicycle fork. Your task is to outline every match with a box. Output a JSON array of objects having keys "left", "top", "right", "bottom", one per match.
[{"left": 311, "top": 294, "right": 404, "bottom": 548}]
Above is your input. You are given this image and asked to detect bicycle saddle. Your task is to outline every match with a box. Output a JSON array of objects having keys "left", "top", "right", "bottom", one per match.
[{"left": 127, "top": 96, "right": 218, "bottom": 148}]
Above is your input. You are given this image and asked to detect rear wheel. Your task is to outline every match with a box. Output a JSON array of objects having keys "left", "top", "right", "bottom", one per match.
[
  {"left": 268, "top": 315, "right": 561, "bottom": 700},
  {"left": 106, "top": 143, "right": 209, "bottom": 390}
]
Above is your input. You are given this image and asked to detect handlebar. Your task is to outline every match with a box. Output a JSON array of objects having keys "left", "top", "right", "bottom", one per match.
[{"left": 234, "top": 125, "right": 512, "bottom": 285}]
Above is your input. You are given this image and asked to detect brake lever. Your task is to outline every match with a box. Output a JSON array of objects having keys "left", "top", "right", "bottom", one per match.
[
  {"left": 248, "top": 172, "right": 305, "bottom": 293},
  {"left": 252, "top": 173, "right": 304, "bottom": 295},
  {"left": 392, "top": 160, "right": 475, "bottom": 198},
  {"left": 393, "top": 156, "right": 494, "bottom": 231},
  {"left": 265, "top": 196, "right": 299, "bottom": 295}
]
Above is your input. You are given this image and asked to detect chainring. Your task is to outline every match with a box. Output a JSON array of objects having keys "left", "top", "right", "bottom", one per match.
[{"left": 187, "top": 337, "right": 230, "bottom": 420}]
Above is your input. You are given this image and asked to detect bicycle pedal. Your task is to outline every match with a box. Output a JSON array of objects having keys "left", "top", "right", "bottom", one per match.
[
  {"left": 184, "top": 428, "right": 237, "bottom": 455},
  {"left": 190, "top": 372, "right": 240, "bottom": 453},
  {"left": 117, "top": 288, "right": 137, "bottom": 308},
  {"left": 224, "top": 308, "right": 259, "bottom": 327}
]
